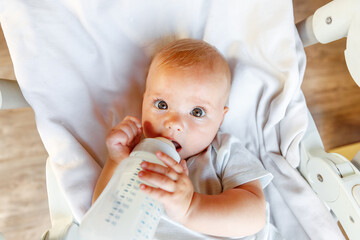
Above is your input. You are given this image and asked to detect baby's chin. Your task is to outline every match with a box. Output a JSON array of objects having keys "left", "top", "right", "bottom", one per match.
[
  {"left": 181, "top": 146, "right": 209, "bottom": 160},
  {"left": 179, "top": 150, "right": 199, "bottom": 161}
]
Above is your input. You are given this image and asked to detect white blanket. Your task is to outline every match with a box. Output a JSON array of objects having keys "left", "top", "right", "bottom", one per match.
[{"left": 0, "top": 0, "right": 344, "bottom": 239}]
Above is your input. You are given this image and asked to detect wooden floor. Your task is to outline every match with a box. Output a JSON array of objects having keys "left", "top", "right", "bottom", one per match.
[
  {"left": 0, "top": 109, "right": 50, "bottom": 240},
  {"left": 0, "top": 0, "right": 359, "bottom": 239}
]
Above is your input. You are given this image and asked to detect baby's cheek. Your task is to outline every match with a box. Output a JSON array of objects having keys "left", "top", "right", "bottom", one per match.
[
  {"left": 143, "top": 120, "right": 157, "bottom": 138},
  {"left": 182, "top": 142, "right": 204, "bottom": 159},
  {"left": 194, "top": 132, "right": 214, "bottom": 151}
]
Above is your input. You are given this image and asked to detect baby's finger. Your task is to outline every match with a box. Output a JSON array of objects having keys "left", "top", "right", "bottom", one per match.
[
  {"left": 116, "top": 124, "right": 136, "bottom": 144},
  {"left": 132, "top": 130, "right": 142, "bottom": 146},
  {"left": 122, "top": 119, "right": 141, "bottom": 137},
  {"left": 156, "top": 152, "right": 184, "bottom": 174},
  {"left": 123, "top": 116, "right": 142, "bottom": 129},
  {"left": 138, "top": 170, "right": 176, "bottom": 192},
  {"left": 180, "top": 160, "right": 189, "bottom": 176},
  {"left": 112, "top": 116, "right": 141, "bottom": 137},
  {"left": 141, "top": 161, "right": 179, "bottom": 181},
  {"left": 106, "top": 128, "right": 130, "bottom": 147},
  {"left": 112, "top": 121, "right": 140, "bottom": 144},
  {"left": 139, "top": 184, "right": 170, "bottom": 202}
]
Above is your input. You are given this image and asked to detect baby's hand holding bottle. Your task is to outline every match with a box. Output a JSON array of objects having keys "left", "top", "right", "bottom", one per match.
[
  {"left": 106, "top": 115, "right": 142, "bottom": 163},
  {"left": 139, "top": 151, "right": 194, "bottom": 224}
]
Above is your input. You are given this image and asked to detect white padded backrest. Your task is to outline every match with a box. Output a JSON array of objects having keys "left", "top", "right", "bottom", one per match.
[{"left": 0, "top": 1, "right": 344, "bottom": 239}]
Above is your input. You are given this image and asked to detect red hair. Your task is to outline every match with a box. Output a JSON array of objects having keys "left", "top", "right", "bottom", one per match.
[{"left": 152, "top": 39, "right": 231, "bottom": 82}]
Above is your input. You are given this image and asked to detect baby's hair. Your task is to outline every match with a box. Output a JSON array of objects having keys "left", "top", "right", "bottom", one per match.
[{"left": 152, "top": 38, "right": 231, "bottom": 81}]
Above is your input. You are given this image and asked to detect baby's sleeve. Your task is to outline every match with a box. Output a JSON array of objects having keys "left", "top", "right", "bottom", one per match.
[{"left": 214, "top": 133, "right": 273, "bottom": 192}]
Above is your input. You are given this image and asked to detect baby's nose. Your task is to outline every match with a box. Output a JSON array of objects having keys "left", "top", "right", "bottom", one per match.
[{"left": 164, "top": 114, "right": 184, "bottom": 132}]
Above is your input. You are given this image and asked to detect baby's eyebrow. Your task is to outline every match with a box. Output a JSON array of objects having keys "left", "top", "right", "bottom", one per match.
[
  {"left": 193, "top": 98, "right": 217, "bottom": 110},
  {"left": 148, "top": 90, "right": 165, "bottom": 97}
]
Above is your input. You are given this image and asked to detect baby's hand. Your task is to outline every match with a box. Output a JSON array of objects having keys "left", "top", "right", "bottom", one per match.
[
  {"left": 106, "top": 116, "right": 142, "bottom": 163},
  {"left": 139, "top": 152, "right": 194, "bottom": 224}
]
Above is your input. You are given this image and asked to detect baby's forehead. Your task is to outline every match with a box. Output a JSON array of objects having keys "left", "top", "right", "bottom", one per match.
[
  {"left": 146, "top": 52, "right": 231, "bottom": 99},
  {"left": 151, "top": 64, "right": 228, "bottom": 85},
  {"left": 147, "top": 65, "right": 230, "bottom": 104}
]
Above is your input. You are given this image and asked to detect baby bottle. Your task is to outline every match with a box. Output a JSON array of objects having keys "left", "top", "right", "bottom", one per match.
[{"left": 79, "top": 137, "right": 180, "bottom": 240}]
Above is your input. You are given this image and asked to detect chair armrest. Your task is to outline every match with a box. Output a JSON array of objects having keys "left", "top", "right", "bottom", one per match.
[
  {"left": 300, "top": 110, "right": 360, "bottom": 240},
  {"left": 296, "top": 0, "right": 358, "bottom": 47},
  {"left": 0, "top": 78, "right": 29, "bottom": 109},
  {"left": 296, "top": 15, "right": 319, "bottom": 47}
]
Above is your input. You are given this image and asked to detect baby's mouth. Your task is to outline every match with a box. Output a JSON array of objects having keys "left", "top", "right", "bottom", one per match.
[{"left": 171, "top": 140, "right": 182, "bottom": 152}]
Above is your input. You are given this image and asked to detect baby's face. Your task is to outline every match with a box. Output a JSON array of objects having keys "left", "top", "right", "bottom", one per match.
[{"left": 142, "top": 65, "right": 229, "bottom": 159}]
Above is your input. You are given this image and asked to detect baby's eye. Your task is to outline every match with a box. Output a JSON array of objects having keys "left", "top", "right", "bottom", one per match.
[
  {"left": 191, "top": 107, "right": 205, "bottom": 117},
  {"left": 155, "top": 100, "right": 168, "bottom": 110}
]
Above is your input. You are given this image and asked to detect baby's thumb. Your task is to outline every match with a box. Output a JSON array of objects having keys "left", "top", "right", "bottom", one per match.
[
  {"left": 130, "top": 127, "right": 143, "bottom": 148},
  {"left": 180, "top": 159, "right": 189, "bottom": 176}
]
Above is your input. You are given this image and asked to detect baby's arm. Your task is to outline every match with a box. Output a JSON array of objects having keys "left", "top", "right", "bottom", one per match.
[
  {"left": 184, "top": 180, "right": 266, "bottom": 237},
  {"left": 139, "top": 152, "right": 266, "bottom": 237},
  {"left": 92, "top": 116, "right": 142, "bottom": 204}
]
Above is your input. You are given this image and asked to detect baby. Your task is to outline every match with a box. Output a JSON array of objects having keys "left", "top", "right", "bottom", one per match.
[{"left": 93, "top": 39, "right": 272, "bottom": 239}]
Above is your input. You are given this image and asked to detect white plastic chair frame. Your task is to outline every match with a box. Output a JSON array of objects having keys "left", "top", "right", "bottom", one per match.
[{"left": 0, "top": 78, "right": 29, "bottom": 109}]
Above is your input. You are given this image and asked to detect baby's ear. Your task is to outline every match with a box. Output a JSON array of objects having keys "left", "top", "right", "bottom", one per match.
[
  {"left": 223, "top": 106, "right": 229, "bottom": 115},
  {"left": 220, "top": 106, "right": 229, "bottom": 126}
]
